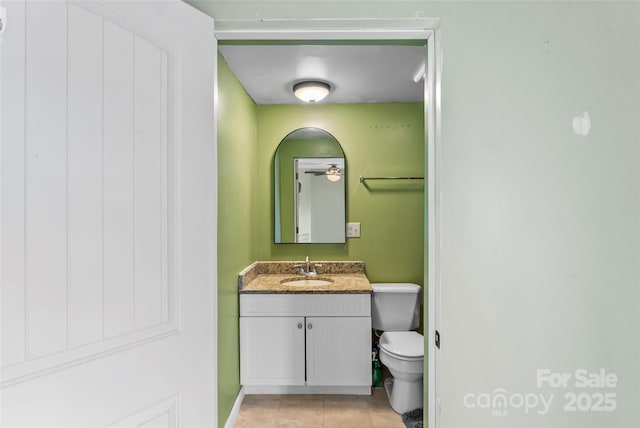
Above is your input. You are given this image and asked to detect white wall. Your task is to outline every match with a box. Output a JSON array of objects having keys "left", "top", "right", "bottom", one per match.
[
  {"left": 434, "top": 2, "right": 639, "bottom": 426},
  {"left": 190, "top": 1, "right": 639, "bottom": 426}
]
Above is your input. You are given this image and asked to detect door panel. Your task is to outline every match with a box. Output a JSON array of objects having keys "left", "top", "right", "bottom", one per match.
[
  {"left": 67, "top": 2, "right": 104, "bottom": 349},
  {"left": 1, "top": 0, "right": 26, "bottom": 368},
  {"left": 1, "top": 1, "right": 217, "bottom": 425},
  {"left": 103, "top": 18, "right": 136, "bottom": 340},
  {"left": 240, "top": 317, "right": 306, "bottom": 386},
  {"left": 306, "top": 317, "right": 371, "bottom": 386},
  {"left": 24, "top": 0, "right": 69, "bottom": 360},
  {"left": 3, "top": 0, "right": 177, "bottom": 383}
]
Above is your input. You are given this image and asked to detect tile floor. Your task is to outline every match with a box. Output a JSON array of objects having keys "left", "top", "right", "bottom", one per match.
[{"left": 232, "top": 388, "right": 406, "bottom": 428}]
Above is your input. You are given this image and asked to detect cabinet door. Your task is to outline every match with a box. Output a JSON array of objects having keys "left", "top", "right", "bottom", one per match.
[
  {"left": 240, "top": 316, "right": 305, "bottom": 385},
  {"left": 305, "top": 317, "right": 371, "bottom": 386}
]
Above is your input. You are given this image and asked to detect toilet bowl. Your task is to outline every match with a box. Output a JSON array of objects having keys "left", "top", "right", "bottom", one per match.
[
  {"left": 371, "top": 283, "right": 424, "bottom": 414},
  {"left": 378, "top": 331, "right": 424, "bottom": 414}
]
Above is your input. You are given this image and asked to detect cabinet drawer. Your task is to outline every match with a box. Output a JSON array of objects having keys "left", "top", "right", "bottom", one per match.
[{"left": 240, "top": 293, "right": 371, "bottom": 317}]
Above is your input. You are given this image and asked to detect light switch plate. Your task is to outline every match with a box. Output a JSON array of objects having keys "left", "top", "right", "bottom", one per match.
[{"left": 346, "top": 222, "right": 361, "bottom": 238}]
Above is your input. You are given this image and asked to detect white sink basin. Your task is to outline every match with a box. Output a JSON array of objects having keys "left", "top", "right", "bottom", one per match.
[{"left": 280, "top": 278, "right": 334, "bottom": 287}]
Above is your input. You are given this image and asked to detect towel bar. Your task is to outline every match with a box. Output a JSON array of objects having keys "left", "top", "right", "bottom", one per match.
[{"left": 359, "top": 176, "right": 424, "bottom": 183}]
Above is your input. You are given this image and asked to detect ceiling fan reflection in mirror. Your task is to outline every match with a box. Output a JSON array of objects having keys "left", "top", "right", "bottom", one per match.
[{"left": 304, "top": 164, "right": 343, "bottom": 181}]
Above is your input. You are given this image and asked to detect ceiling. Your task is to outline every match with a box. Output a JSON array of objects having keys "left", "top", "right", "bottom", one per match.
[{"left": 218, "top": 44, "right": 426, "bottom": 105}]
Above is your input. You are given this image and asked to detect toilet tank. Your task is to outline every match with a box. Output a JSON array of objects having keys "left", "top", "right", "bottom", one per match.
[{"left": 371, "top": 283, "right": 421, "bottom": 331}]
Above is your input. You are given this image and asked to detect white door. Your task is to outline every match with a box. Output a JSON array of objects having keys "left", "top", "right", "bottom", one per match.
[{"left": 0, "top": 1, "right": 217, "bottom": 426}]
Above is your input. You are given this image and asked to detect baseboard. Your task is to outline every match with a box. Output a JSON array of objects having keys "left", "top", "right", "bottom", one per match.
[{"left": 223, "top": 386, "right": 246, "bottom": 428}]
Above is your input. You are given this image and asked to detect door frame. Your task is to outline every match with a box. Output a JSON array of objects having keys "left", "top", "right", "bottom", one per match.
[{"left": 215, "top": 20, "right": 441, "bottom": 428}]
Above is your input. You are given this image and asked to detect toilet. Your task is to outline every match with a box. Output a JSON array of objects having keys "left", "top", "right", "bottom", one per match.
[{"left": 371, "top": 283, "right": 424, "bottom": 414}]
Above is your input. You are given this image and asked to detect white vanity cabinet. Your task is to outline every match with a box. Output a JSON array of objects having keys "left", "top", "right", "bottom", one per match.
[{"left": 240, "top": 293, "right": 372, "bottom": 394}]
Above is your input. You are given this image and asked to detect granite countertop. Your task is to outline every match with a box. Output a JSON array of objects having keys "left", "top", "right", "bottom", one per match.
[{"left": 238, "top": 261, "right": 372, "bottom": 294}]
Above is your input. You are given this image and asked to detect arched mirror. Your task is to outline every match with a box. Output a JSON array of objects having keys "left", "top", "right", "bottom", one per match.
[{"left": 274, "top": 128, "right": 346, "bottom": 243}]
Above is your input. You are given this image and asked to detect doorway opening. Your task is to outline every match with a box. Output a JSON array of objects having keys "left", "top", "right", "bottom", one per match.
[{"left": 215, "top": 22, "right": 440, "bottom": 428}]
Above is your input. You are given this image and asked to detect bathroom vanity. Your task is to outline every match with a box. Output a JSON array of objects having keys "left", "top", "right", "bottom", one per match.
[{"left": 238, "top": 261, "right": 372, "bottom": 394}]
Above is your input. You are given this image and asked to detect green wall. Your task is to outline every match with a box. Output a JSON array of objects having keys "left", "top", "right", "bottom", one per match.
[
  {"left": 256, "top": 103, "right": 425, "bottom": 285},
  {"left": 216, "top": 54, "right": 258, "bottom": 427}
]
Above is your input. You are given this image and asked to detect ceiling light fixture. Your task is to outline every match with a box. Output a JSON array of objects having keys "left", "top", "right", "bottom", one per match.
[{"left": 293, "top": 81, "right": 331, "bottom": 103}]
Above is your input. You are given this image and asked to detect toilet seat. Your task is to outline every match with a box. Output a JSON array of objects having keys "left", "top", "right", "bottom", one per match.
[{"left": 379, "top": 331, "right": 424, "bottom": 361}]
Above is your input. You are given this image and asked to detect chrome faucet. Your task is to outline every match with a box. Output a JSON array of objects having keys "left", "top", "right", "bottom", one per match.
[{"left": 295, "top": 256, "right": 321, "bottom": 276}]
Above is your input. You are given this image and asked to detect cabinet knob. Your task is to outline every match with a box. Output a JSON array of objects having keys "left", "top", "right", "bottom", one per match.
[
  {"left": 307, "top": 323, "right": 312, "bottom": 330},
  {"left": 297, "top": 323, "right": 303, "bottom": 329}
]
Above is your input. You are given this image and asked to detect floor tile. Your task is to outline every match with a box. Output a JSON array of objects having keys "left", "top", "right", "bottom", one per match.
[{"left": 233, "top": 391, "right": 406, "bottom": 428}]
